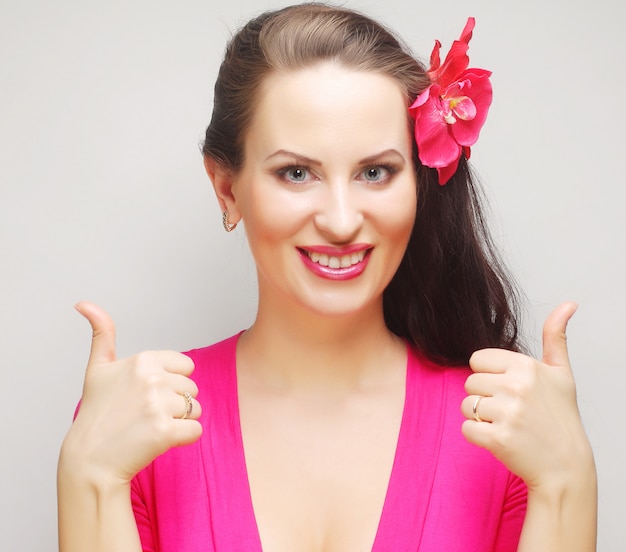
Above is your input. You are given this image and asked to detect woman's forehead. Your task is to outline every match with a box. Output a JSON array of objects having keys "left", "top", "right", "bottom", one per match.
[{"left": 245, "top": 63, "right": 412, "bottom": 162}]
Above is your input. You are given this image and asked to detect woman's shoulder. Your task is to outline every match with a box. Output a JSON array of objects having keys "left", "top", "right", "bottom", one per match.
[
  {"left": 406, "top": 344, "right": 471, "bottom": 397},
  {"left": 184, "top": 331, "right": 245, "bottom": 367},
  {"left": 182, "top": 331, "right": 244, "bottom": 390},
  {"left": 184, "top": 331, "right": 242, "bottom": 362}
]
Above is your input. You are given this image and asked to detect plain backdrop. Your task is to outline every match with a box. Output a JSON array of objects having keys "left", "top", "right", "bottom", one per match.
[{"left": 1, "top": 0, "right": 624, "bottom": 549}]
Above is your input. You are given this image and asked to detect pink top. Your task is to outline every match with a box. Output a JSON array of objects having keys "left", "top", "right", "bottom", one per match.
[{"left": 131, "top": 334, "right": 526, "bottom": 551}]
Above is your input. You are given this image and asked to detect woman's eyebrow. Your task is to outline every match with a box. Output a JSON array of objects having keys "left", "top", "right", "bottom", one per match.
[
  {"left": 264, "top": 150, "right": 322, "bottom": 166},
  {"left": 264, "top": 148, "right": 406, "bottom": 165},
  {"left": 358, "top": 149, "right": 406, "bottom": 164}
]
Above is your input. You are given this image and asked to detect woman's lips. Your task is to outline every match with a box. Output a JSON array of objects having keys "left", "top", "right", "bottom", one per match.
[{"left": 297, "top": 245, "right": 372, "bottom": 280}]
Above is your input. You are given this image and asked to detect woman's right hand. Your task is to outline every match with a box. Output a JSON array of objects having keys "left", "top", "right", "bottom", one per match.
[{"left": 60, "top": 301, "right": 203, "bottom": 486}]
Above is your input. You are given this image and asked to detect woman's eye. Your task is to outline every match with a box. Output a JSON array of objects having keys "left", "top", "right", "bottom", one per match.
[
  {"left": 279, "top": 166, "right": 310, "bottom": 183},
  {"left": 360, "top": 166, "right": 392, "bottom": 182}
]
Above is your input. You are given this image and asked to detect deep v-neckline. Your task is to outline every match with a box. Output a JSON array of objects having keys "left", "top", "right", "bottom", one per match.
[{"left": 224, "top": 335, "right": 445, "bottom": 551}]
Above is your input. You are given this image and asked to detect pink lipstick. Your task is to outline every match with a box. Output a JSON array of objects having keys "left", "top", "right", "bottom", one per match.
[{"left": 298, "top": 244, "right": 372, "bottom": 281}]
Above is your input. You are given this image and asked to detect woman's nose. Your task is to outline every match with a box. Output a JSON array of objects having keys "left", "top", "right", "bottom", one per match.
[{"left": 313, "top": 183, "right": 364, "bottom": 243}]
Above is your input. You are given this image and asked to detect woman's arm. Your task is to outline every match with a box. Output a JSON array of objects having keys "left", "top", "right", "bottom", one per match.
[
  {"left": 58, "top": 455, "right": 141, "bottom": 552},
  {"left": 462, "top": 302, "right": 597, "bottom": 551},
  {"left": 57, "top": 302, "right": 202, "bottom": 552},
  {"left": 518, "top": 463, "right": 597, "bottom": 551}
]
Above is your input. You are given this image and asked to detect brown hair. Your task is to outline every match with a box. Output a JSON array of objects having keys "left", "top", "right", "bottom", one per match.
[{"left": 203, "top": 3, "right": 524, "bottom": 365}]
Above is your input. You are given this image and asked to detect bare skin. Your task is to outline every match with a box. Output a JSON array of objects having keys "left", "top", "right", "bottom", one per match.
[{"left": 236, "top": 299, "right": 407, "bottom": 551}]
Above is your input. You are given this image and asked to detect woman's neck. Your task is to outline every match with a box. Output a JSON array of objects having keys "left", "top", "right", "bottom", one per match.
[{"left": 237, "top": 296, "right": 405, "bottom": 393}]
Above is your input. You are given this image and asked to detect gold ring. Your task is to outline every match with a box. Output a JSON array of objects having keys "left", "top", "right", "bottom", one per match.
[
  {"left": 472, "top": 396, "right": 484, "bottom": 422},
  {"left": 180, "top": 392, "right": 193, "bottom": 420}
]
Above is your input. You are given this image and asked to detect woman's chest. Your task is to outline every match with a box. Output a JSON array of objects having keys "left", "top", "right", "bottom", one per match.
[{"left": 238, "top": 387, "right": 405, "bottom": 552}]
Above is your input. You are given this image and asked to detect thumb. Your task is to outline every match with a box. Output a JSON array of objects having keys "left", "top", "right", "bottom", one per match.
[
  {"left": 542, "top": 301, "right": 577, "bottom": 368},
  {"left": 74, "top": 301, "right": 117, "bottom": 365}
]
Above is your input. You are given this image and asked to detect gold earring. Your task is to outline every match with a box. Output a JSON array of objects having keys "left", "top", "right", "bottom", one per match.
[{"left": 222, "top": 211, "right": 237, "bottom": 232}]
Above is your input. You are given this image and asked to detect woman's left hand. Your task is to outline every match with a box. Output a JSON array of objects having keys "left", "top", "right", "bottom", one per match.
[{"left": 461, "top": 302, "right": 594, "bottom": 490}]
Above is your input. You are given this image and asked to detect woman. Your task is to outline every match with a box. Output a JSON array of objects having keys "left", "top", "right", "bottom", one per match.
[{"left": 58, "top": 4, "right": 597, "bottom": 551}]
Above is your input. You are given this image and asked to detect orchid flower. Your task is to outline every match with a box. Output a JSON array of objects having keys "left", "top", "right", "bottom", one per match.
[{"left": 409, "top": 18, "right": 492, "bottom": 185}]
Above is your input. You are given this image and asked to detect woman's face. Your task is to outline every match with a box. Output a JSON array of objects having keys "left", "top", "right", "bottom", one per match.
[{"left": 227, "top": 62, "right": 417, "bottom": 318}]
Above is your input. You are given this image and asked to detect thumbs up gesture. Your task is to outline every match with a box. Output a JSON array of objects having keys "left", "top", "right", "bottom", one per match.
[
  {"left": 461, "top": 302, "right": 594, "bottom": 490},
  {"left": 62, "top": 302, "right": 203, "bottom": 484}
]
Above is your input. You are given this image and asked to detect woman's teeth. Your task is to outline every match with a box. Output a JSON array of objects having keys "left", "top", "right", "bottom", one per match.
[{"left": 307, "top": 250, "right": 366, "bottom": 268}]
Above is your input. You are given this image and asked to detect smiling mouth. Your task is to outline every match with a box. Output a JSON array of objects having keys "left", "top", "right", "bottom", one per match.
[{"left": 299, "top": 248, "right": 369, "bottom": 269}]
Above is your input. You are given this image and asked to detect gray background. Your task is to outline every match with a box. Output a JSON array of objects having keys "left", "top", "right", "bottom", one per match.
[{"left": 1, "top": 0, "right": 624, "bottom": 549}]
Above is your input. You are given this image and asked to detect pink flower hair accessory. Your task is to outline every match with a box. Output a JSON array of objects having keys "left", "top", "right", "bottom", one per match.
[{"left": 409, "top": 18, "right": 493, "bottom": 185}]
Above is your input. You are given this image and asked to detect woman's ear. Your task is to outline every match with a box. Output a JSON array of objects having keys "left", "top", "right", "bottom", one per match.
[{"left": 203, "top": 156, "right": 242, "bottom": 223}]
